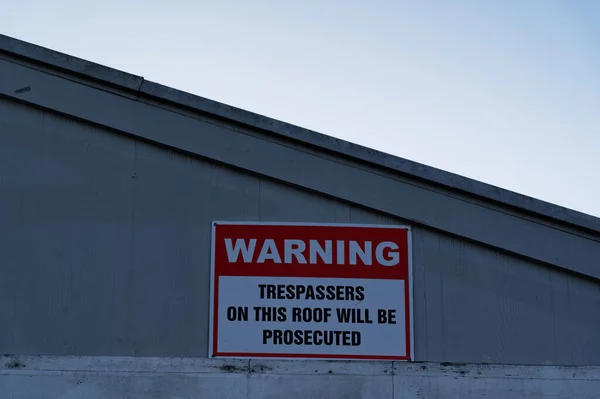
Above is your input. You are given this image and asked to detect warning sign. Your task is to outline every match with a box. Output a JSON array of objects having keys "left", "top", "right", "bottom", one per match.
[{"left": 208, "top": 222, "right": 413, "bottom": 361}]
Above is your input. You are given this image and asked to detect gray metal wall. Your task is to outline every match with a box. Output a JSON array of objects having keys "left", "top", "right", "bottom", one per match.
[{"left": 2, "top": 97, "right": 600, "bottom": 366}]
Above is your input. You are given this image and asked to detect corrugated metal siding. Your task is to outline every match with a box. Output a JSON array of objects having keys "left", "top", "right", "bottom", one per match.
[{"left": 2, "top": 98, "right": 600, "bottom": 365}]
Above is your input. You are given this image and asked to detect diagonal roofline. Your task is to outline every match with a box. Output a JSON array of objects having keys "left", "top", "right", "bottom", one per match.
[{"left": 1, "top": 33, "right": 599, "bottom": 234}]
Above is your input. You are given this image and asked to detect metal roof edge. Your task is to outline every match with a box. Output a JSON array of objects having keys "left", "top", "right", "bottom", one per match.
[
  {"left": 2, "top": 33, "right": 599, "bottom": 234},
  {"left": 0, "top": 34, "right": 143, "bottom": 91}
]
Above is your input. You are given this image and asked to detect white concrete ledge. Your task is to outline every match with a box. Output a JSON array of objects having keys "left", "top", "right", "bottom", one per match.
[{"left": 1, "top": 355, "right": 598, "bottom": 398}]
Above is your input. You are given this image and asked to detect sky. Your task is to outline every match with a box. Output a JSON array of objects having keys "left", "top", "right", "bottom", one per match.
[{"left": 2, "top": 1, "right": 599, "bottom": 217}]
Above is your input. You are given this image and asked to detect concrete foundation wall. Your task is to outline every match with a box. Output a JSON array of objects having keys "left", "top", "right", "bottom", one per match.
[
  {"left": 2, "top": 97, "right": 600, "bottom": 365},
  {"left": 2, "top": 356, "right": 599, "bottom": 399}
]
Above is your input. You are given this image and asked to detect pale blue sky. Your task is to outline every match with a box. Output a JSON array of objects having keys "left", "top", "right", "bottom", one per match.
[{"left": 2, "top": 1, "right": 599, "bottom": 217}]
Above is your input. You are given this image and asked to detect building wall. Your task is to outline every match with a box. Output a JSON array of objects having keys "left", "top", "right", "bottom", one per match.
[{"left": 2, "top": 97, "right": 600, "bottom": 365}]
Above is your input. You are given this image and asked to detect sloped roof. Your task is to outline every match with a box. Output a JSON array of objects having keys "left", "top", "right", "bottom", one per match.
[{"left": 1, "top": 34, "right": 599, "bottom": 279}]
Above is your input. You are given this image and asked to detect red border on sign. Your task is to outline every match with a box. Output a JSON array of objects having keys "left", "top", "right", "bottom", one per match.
[{"left": 209, "top": 222, "right": 413, "bottom": 361}]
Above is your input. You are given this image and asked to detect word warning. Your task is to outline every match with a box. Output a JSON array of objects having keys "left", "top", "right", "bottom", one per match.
[{"left": 208, "top": 222, "right": 413, "bottom": 361}]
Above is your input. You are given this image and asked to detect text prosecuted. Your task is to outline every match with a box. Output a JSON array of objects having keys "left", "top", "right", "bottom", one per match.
[{"left": 209, "top": 222, "right": 413, "bottom": 361}]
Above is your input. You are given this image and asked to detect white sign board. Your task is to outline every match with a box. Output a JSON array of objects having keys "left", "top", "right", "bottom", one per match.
[{"left": 209, "top": 222, "right": 413, "bottom": 361}]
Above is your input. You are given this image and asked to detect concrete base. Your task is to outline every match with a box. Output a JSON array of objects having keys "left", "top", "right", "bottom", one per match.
[{"left": 2, "top": 355, "right": 599, "bottom": 398}]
